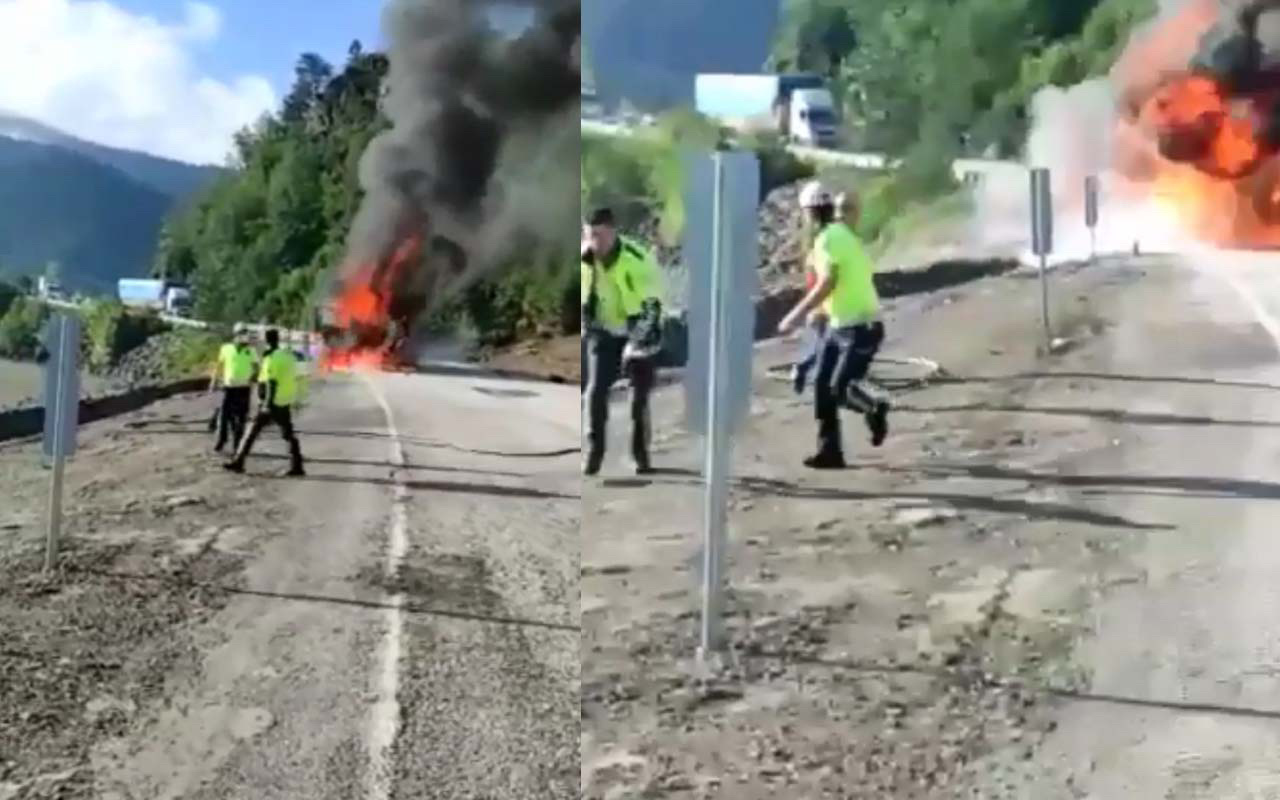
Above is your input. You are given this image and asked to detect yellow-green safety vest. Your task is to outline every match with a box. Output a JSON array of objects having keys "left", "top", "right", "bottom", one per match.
[
  {"left": 812, "top": 222, "right": 880, "bottom": 327},
  {"left": 581, "top": 237, "right": 663, "bottom": 334},
  {"left": 219, "top": 343, "right": 256, "bottom": 387},
  {"left": 259, "top": 348, "right": 301, "bottom": 407}
]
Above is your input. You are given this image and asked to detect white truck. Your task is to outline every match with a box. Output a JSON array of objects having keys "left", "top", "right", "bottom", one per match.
[
  {"left": 582, "top": 77, "right": 603, "bottom": 119},
  {"left": 694, "top": 73, "right": 840, "bottom": 148},
  {"left": 36, "top": 276, "right": 66, "bottom": 301},
  {"left": 117, "top": 278, "right": 193, "bottom": 317}
]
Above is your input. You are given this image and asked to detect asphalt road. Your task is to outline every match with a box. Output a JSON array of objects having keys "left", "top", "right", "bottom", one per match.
[
  {"left": 579, "top": 249, "right": 1280, "bottom": 797},
  {"left": 88, "top": 364, "right": 580, "bottom": 800},
  {"left": 1021, "top": 250, "right": 1280, "bottom": 798}
]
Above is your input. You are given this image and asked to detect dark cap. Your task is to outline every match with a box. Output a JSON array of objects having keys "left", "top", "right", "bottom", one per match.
[{"left": 586, "top": 207, "right": 615, "bottom": 227}]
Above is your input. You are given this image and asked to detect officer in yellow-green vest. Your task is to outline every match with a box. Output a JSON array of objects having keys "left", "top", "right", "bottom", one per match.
[
  {"left": 210, "top": 325, "right": 258, "bottom": 454},
  {"left": 224, "top": 328, "right": 306, "bottom": 476},
  {"left": 580, "top": 206, "right": 665, "bottom": 476},
  {"left": 777, "top": 181, "right": 891, "bottom": 469}
]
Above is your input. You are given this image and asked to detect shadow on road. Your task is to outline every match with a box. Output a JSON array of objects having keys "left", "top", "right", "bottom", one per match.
[
  {"left": 409, "top": 360, "right": 569, "bottom": 385},
  {"left": 899, "top": 403, "right": 1280, "bottom": 428},
  {"left": 122, "top": 422, "right": 579, "bottom": 459},
  {"left": 934, "top": 371, "right": 1280, "bottom": 393},
  {"left": 297, "top": 428, "right": 580, "bottom": 458},
  {"left": 596, "top": 467, "right": 701, "bottom": 489},
  {"left": 81, "top": 568, "right": 578, "bottom": 632},
  {"left": 744, "top": 650, "right": 1280, "bottom": 722},
  {"left": 252, "top": 452, "right": 523, "bottom": 478},
  {"left": 904, "top": 463, "right": 1280, "bottom": 501},
  {"left": 265, "top": 472, "right": 579, "bottom": 501},
  {"left": 737, "top": 476, "right": 1172, "bottom": 530}
]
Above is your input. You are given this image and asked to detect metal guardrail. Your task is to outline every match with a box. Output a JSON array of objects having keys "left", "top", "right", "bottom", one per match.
[{"left": 36, "top": 296, "right": 317, "bottom": 345}]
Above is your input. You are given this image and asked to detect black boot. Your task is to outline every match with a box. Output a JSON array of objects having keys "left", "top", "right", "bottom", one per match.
[
  {"left": 631, "top": 420, "right": 653, "bottom": 475},
  {"left": 583, "top": 448, "right": 604, "bottom": 476},
  {"left": 809, "top": 412, "right": 846, "bottom": 469},
  {"left": 803, "top": 451, "right": 847, "bottom": 470},
  {"left": 866, "top": 400, "right": 890, "bottom": 447},
  {"left": 287, "top": 441, "right": 305, "bottom": 477}
]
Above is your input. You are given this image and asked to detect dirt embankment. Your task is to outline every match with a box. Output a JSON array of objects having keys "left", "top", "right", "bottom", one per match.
[{"left": 0, "top": 395, "right": 281, "bottom": 797}]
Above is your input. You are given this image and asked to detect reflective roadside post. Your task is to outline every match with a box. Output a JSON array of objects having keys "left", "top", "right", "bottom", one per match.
[
  {"left": 683, "top": 149, "right": 760, "bottom": 661},
  {"left": 1085, "top": 174, "right": 1099, "bottom": 263},
  {"left": 42, "top": 312, "right": 81, "bottom": 572},
  {"left": 1030, "top": 167, "right": 1053, "bottom": 348}
]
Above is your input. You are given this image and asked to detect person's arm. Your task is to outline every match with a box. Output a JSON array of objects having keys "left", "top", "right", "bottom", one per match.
[
  {"left": 631, "top": 248, "right": 664, "bottom": 306},
  {"left": 264, "top": 360, "right": 278, "bottom": 407},
  {"left": 255, "top": 354, "right": 270, "bottom": 403},
  {"left": 626, "top": 250, "right": 665, "bottom": 350},
  {"left": 779, "top": 241, "right": 837, "bottom": 334},
  {"left": 581, "top": 258, "right": 598, "bottom": 326},
  {"left": 209, "top": 349, "right": 224, "bottom": 391}
]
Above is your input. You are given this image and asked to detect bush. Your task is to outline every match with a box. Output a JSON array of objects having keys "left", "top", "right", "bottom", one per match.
[
  {"left": 155, "top": 329, "right": 222, "bottom": 377},
  {"left": 82, "top": 299, "right": 169, "bottom": 372},
  {"left": 739, "top": 131, "right": 815, "bottom": 197},
  {"left": 853, "top": 135, "right": 960, "bottom": 246},
  {"left": 582, "top": 111, "right": 815, "bottom": 245},
  {"left": 0, "top": 280, "right": 18, "bottom": 318},
  {"left": 0, "top": 297, "right": 49, "bottom": 360},
  {"left": 463, "top": 260, "right": 575, "bottom": 348}
]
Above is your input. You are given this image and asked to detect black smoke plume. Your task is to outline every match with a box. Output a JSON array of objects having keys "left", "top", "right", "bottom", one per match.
[{"left": 337, "top": 0, "right": 580, "bottom": 343}]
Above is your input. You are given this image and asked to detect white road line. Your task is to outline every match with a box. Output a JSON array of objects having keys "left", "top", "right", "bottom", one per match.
[
  {"left": 362, "top": 373, "right": 409, "bottom": 800},
  {"left": 1220, "top": 271, "right": 1280, "bottom": 351}
]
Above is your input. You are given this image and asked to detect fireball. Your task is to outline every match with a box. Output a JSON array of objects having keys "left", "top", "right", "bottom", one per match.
[{"left": 1114, "top": 0, "right": 1280, "bottom": 248}]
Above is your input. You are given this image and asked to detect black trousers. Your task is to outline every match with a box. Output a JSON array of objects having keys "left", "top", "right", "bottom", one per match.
[
  {"left": 582, "top": 331, "right": 655, "bottom": 464},
  {"left": 215, "top": 387, "right": 251, "bottom": 451},
  {"left": 814, "top": 321, "right": 885, "bottom": 457},
  {"left": 231, "top": 403, "right": 304, "bottom": 471}
]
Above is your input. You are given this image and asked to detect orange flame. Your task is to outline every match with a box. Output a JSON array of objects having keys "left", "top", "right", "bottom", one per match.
[
  {"left": 1114, "top": 0, "right": 1280, "bottom": 248},
  {"left": 320, "top": 234, "right": 424, "bottom": 373}
]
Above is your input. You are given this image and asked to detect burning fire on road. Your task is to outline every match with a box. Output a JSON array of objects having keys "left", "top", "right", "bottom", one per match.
[
  {"left": 320, "top": 0, "right": 580, "bottom": 373},
  {"left": 1113, "top": 0, "right": 1280, "bottom": 248}
]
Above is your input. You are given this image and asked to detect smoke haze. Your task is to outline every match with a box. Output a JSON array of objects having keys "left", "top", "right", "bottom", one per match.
[{"left": 339, "top": 0, "right": 580, "bottom": 332}]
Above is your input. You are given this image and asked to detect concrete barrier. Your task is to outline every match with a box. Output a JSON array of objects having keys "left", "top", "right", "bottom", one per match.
[
  {"left": 0, "top": 377, "right": 208, "bottom": 444},
  {"left": 657, "top": 258, "right": 1019, "bottom": 369}
]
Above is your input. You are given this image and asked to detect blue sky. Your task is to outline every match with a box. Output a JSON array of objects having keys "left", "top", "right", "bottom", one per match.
[
  {"left": 0, "top": 0, "right": 385, "bottom": 163},
  {"left": 0, "top": 0, "right": 533, "bottom": 164},
  {"left": 115, "top": 0, "right": 384, "bottom": 97}
]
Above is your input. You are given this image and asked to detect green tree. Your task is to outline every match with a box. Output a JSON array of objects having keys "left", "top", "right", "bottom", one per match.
[
  {"left": 283, "top": 53, "right": 334, "bottom": 124},
  {"left": 0, "top": 296, "right": 48, "bottom": 360},
  {"left": 768, "top": 0, "right": 858, "bottom": 76},
  {"left": 0, "top": 279, "right": 18, "bottom": 317}
]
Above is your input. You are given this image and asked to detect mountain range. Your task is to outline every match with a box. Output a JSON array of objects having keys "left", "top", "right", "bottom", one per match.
[
  {"left": 583, "top": 0, "right": 781, "bottom": 110},
  {"left": 0, "top": 113, "right": 223, "bottom": 293}
]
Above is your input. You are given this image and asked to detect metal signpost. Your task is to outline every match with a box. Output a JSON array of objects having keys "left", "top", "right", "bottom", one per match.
[
  {"left": 1030, "top": 167, "right": 1054, "bottom": 348},
  {"left": 42, "top": 312, "right": 81, "bottom": 571},
  {"left": 1084, "top": 174, "right": 1100, "bottom": 263},
  {"left": 682, "top": 150, "right": 760, "bottom": 659}
]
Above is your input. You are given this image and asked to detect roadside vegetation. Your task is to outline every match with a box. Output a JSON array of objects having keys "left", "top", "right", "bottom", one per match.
[{"left": 0, "top": 279, "right": 215, "bottom": 384}]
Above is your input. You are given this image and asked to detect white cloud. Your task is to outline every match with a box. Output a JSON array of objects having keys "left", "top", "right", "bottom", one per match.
[
  {"left": 0, "top": 0, "right": 276, "bottom": 165},
  {"left": 181, "top": 1, "right": 222, "bottom": 42}
]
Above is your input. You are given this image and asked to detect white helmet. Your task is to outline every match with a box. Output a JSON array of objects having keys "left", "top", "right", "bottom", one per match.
[{"left": 798, "top": 180, "right": 832, "bottom": 209}]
